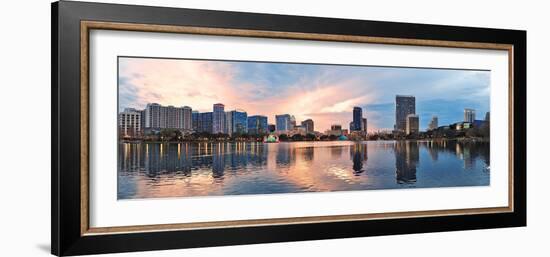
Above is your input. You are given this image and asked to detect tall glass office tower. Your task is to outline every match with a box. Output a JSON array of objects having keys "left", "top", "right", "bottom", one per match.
[{"left": 395, "top": 95, "right": 416, "bottom": 132}]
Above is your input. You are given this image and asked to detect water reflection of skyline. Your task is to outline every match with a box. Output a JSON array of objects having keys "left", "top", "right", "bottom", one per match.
[{"left": 118, "top": 140, "right": 490, "bottom": 199}]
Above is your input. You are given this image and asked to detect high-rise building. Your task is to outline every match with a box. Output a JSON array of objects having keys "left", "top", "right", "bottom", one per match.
[
  {"left": 361, "top": 118, "right": 367, "bottom": 132},
  {"left": 428, "top": 116, "right": 438, "bottom": 130},
  {"left": 199, "top": 112, "right": 213, "bottom": 133},
  {"left": 192, "top": 111, "right": 200, "bottom": 132},
  {"left": 165, "top": 106, "right": 177, "bottom": 129},
  {"left": 351, "top": 107, "right": 363, "bottom": 131},
  {"left": 139, "top": 109, "right": 146, "bottom": 132},
  {"left": 145, "top": 103, "right": 162, "bottom": 129},
  {"left": 290, "top": 115, "right": 297, "bottom": 128},
  {"left": 395, "top": 95, "right": 416, "bottom": 132},
  {"left": 406, "top": 114, "right": 419, "bottom": 135},
  {"left": 301, "top": 119, "right": 314, "bottom": 133},
  {"left": 180, "top": 106, "right": 192, "bottom": 130},
  {"left": 225, "top": 110, "right": 248, "bottom": 136},
  {"left": 276, "top": 114, "right": 292, "bottom": 132},
  {"left": 233, "top": 110, "right": 248, "bottom": 135},
  {"left": 145, "top": 103, "right": 192, "bottom": 130},
  {"left": 464, "top": 108, "right": 476, "bottom": 123},
  {"left": 225, "top": 111, "right": 234, "bottom": 135},
  {"left": 247, "top": 115, "right": 268, "bottom": 135},
  {"left": 119, "top": 108, "right": 141, "bottom": 137},
  {"left": 485, "top": 111, "right": 490, "bottom": 121},
  {"left": 212, "top": 103, "right": 225, "bottom": 134}
]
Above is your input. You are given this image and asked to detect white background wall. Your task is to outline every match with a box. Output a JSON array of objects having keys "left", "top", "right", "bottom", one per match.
[{"left": 0, "top": 0, "right": 546, "bottom": 256}]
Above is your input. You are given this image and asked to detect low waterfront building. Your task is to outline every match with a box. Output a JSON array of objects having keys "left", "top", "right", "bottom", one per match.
[
  {"left": 326, "top": 124, "right": 344, "bottom": 136},
  {"left": 119, "top": 108, "right": 141, "bottom": 138}
]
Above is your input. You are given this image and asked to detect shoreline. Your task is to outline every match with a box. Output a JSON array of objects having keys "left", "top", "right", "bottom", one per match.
[{"left": 120, "top": 137, "right": 489, "bottom": 144}]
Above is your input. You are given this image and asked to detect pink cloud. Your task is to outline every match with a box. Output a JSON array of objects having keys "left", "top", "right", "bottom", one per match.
[{"left": 119, "top": 58, "right": 376, "bottom": 132}]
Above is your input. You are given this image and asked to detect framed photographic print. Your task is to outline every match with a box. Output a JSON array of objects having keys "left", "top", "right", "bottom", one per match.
[{"left": 51, "top": 1, "right": 526, "bottom": 256}]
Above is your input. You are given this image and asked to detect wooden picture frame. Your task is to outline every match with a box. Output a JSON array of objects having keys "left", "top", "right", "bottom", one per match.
[{"left": 52, "top": 1, "right": 526, "bottom": 256}]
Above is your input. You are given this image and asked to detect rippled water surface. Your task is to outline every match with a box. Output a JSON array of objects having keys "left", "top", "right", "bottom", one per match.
[{"left": 118, "top": 140, "right": 490, "bottom": 199}]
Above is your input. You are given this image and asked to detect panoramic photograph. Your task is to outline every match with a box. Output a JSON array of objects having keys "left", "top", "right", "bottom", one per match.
[{"left": 117, "top": 56, "right": 490, "bottom": 200}]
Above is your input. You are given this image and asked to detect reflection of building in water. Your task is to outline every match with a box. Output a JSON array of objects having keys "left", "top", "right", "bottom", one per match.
[
  {"left": 350, "top": 144, "right": 368, "bottom": 174},
  {"left": 454, "top": 141, "right": 484, "bottom": 170},
  {"left": 462, "top": 145, "right": 474, "bottom": 169},
  {"left": 395, "top": 141, "right": 419, "bottom": 184},
  {"left": 276, "top": 145, "right": 294, "bottom": 167},
  {"left": 330, "top": 145, "right": 344, "bottom": 158},
  {"left": 120, "top": 143, "right": 142, "bottom": 171},
  {"left": 426, "top": 141, "right": 439, "bottom": 161},
  {"left": 211, "top": 143, "right": 225, "bottom": 179},
  {"left": 298, "top": 147, "right": 315, "bottom": 163}
]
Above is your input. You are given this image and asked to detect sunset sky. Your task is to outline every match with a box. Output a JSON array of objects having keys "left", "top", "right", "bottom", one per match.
[{"left": 118, "top": 57, "right": 490, "bottom": 132}]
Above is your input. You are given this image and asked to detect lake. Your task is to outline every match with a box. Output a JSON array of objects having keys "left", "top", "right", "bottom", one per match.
[{"left": 118, "top": 140, "right": 490, "bottom": 199}]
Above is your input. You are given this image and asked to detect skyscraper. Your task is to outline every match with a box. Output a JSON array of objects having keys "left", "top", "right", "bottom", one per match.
[
  {"left": 181, "top": 106, "right": 192, "bottom": 130},
  {"left": 351, "top": 107, "right": 363, "bottom": 131},
  {"left": 191, "top": 111, "right": 201, "bottom": 132},
  {"left": 165, "top": 105, "right": 178, "bottom": 129},
  {"left": 406, "top": 114, "right": 419, "bottom": 135},
  {"left": 276, "top": 114, "right": 292, "bottom": 132},
  {"left": 225, "top": 111, "right": 234, "bottom": 135},
  {"left": 225, "top": 110, "right": 248, "bottom": 136},
  {"left": 212, "top": 103, "right": 225, "bottom": 134},
  {"left": 290, "top": 115, "right": 297, "bottom": 128},
  {"left": 464, "top": 108, "right": 476, "bottom": 123},
  {"left": 145, "top": 103, "right": 192, "bottom": 130},
  {"left": 248, "top": 115, "right": 268, "bottom": 135},
  {"left": 395, "top": 95, "right": 416, "bottom": 132},
  {"left": 199, "top": 112, "right": 213, "bottom": 133},
  {"left": 428, "top": 116, "right": 438, "bottom": 130},
  {"left": 192, "top": 111, "right": 200, "bottom": 132},
  {"left": 145, "top": 103, "right": 162, "bottom": 129},
  {"left": 361, "top": 118, "right": 367, "bottom": 132},
  {"left": 301, "top": 119, "right": 314, "bottom": 133},
  {"left": 139, "top": 109, "right": 146, "bottom": 132}
]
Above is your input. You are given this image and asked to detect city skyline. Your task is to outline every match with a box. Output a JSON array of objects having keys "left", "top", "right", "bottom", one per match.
[{"left": 119, "top": 57, "right": 490, "bottom": 131}]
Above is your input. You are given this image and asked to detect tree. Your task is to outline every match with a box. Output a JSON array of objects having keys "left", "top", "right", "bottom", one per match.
[
  {"left": 279, "top": 134, "right": 289, "bottom": 141},
  {"left": 305, "top": 133, "right": 316, "bottom": 141},
  {"left": 291, "top": 134, "right": 304, "bottom": 141},
  {"left": 160, "top": 128, "right": 178, "bottom": 141}
]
